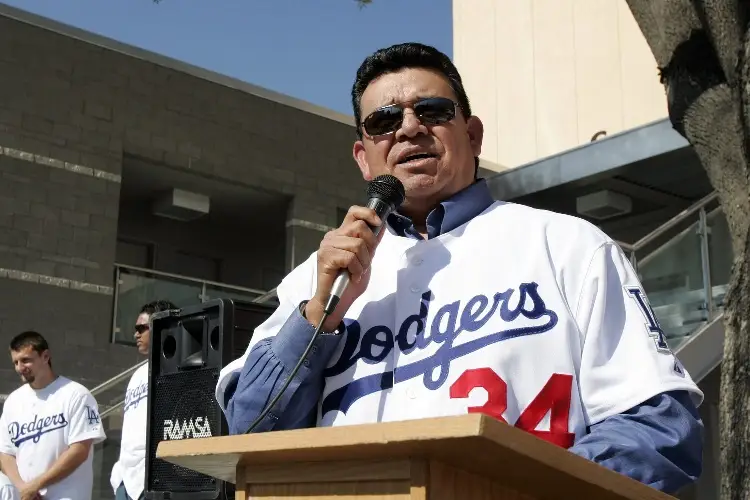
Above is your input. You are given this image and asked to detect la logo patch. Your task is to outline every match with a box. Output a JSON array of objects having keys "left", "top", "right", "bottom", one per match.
[
  {"left": 85, "top": 405, "right": 101, "bottom": 426},
  {"left": 625, "top": 287, "right": 671, "bottom": 353}
]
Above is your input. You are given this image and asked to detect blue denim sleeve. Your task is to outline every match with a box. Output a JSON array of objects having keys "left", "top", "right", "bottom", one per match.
[
  {"left": 569, "top": 390, "right": 703, "bottom": 494},
  {"left": 225, "top": 304, "right": 344, "bottom": 434}
]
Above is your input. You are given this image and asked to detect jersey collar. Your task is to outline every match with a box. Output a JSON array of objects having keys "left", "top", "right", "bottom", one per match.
[{"left": 387, "top": 178, "right": 495, "bottom": 240}]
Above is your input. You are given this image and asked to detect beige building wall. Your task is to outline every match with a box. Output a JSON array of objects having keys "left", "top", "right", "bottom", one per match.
[{"left": 453, "top": 0, "right": 669, "bottom": 170}]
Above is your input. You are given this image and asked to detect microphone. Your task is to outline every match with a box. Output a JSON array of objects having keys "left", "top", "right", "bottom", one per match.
[
  {"left": 243, "top": 174, "right": 405, "bottom": 434},
  {"left": 324, "top": 174, "right": 406, "bottom": 315}
]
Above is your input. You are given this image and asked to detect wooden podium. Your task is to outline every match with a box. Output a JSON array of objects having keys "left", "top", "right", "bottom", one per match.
[{"left": 157, "top": 414, "right": 676, "bottom": 500}]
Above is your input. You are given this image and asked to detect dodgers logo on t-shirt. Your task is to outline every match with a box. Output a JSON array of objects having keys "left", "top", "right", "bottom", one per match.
[
  {"left": 8, "top": 413, "right": 68, "bottom": 446},
  {"left": 321, "top": 282, "right": 558, "bottom": 416},
  {"left": 123, "top": 382, "right": 148, "bottom": 413}
]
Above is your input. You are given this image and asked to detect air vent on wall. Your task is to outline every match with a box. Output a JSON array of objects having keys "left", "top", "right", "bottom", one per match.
[
  {"left": 152, "top": 188, "right": 210, "bottom": 221},
  {"left": 576, "top": 190, "right": 632, "bottom": 220}
]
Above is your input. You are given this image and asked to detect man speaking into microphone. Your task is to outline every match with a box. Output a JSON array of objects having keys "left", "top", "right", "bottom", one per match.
[{"left": 216, "top": 43, "right": 704, "bottom": 494}]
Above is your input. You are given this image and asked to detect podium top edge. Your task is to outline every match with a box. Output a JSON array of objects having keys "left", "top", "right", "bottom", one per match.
[
  {"left": 157, "top": 414, "right": 674, "bottom": 500},
  {"left": 158, "top": 414, "right": 490, "bottom": 458}
]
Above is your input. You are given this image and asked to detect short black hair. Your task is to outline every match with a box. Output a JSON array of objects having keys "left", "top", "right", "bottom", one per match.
[
  {"left": 351, "top": 42, "right": 478, "bottom": 172},
  {"left": 10, "top": 331, "right": 51, "bottom": 365},
  {"left": 140, "top": 300, "right": 178, "bottom": 316}
]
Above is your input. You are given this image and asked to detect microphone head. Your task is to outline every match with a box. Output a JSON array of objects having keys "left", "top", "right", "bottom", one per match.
[{"left": 367, "top": 174, "right": 406, "bottom": 208}]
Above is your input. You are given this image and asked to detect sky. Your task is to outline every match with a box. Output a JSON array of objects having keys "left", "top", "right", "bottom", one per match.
[{"left": 1, "top": 0, "right": 453, "bottom": 115}]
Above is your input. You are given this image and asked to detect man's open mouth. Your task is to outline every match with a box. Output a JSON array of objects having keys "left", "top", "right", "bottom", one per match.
[{"left": 398, "top": 153, "right": 437, "bottom": 164}]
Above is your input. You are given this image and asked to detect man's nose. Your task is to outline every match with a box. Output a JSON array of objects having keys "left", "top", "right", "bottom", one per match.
[{"left": 395, "top": 109, "right": 427, "bottom": 139}]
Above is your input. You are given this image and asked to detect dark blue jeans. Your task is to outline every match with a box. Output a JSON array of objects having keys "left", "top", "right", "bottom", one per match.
[{"left": 115, "top": 483, "right": 144, "bottom": 500}]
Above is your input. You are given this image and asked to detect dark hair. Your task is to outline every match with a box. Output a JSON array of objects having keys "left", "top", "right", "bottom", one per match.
[
  {"left": 10, "top": 331, "right": 51, "bottom": 365},
  {"left": 351, "top": 42, "right": 478, "bottom": 172},
  {"left": 140, "top": 300, "right": 178, "bottom": 316}
]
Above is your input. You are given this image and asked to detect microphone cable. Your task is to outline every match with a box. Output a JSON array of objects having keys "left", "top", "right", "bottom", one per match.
[{"left": 244, "top": 308, "right": 331, "bottom": 433}]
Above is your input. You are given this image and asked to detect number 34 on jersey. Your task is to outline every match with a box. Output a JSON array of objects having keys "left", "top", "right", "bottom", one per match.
[{"left": 449, "top": 368, "right": 575, "bottom": 448}]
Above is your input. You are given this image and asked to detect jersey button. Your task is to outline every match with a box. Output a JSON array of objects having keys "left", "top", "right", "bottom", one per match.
[
  {"left": 412, "top": 257, "right": 423, "bottom": 266},
  {"left": 407, "top": 388, "right": 417, "bottom": 399},
  {"left": 410, "top": 285, "right": 420, "bottom": 293}
]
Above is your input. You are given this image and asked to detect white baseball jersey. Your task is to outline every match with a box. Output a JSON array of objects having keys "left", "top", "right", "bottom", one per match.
[
  {"left": 0, "top": 376, "right": 106, "bottom": 500},
  {"left": 218, "top": 201, "right": 703, "bottom": 447},
  {"left": 0, "top": 473, "right": 19, "bottom": 500},
  {"left": 110, "top": 362, "right": 149, "bottom": 500}
]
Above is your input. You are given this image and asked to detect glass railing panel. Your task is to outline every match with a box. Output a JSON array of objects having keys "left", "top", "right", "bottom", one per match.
[
  {"left": 202, "top": 282, "right": 266, "bottom": 304},
  {"left": 635, "top": 217, "right": 707, "bottom": 349},
  {"left": 632, "top": 195, "right": 720, "bottom": 259},
  {"left": 113, "top": 267, "right": 204, "bottom": 344},
  {"left": 112, "top": 265, "right": 274, "bottom": 344}
]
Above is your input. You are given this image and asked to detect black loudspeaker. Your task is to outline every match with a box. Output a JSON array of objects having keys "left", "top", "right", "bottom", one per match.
[{"left": 144, "top": 298, "right": 275, "bottom": 500}]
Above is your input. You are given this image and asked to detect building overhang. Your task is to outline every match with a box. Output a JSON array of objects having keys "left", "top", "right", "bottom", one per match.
[
  {"left": 486, "top": 118, "right": 691, "bottom": 200},
  {"left": 483, "top": 118, "right": 714, "bottom": 243}
]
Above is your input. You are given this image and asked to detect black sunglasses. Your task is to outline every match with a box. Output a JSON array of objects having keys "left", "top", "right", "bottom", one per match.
[
  {"left": 360, "top": 97, "right": 459, "bottom": 137},
  {"left": 134, "top": 324, "right": 149, "bottom": 334}
]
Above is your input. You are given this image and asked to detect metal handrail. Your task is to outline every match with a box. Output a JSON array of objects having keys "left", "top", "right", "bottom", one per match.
[
  {"left": 252, "top": 287, "right": 278, "bottom": 303},
  {"left": 637, "top": 205, "right": 722, "bottom": 270},
  {"left": 616, "top": 192, "right": 719, "bottom": 253},
  {"left": 632, "top": 192, "right": 718, "bottom": 249},
  {"left": 115, "top": 263, "right": 268, "bottom": 297},
  {"left": 90, "top": 360, "right": 148, "bottom": 397},
  {"left": 100, "top": 399, "right": 125, "bottom": 419},
  {"left": 616, "top": 240, "right": 635, "bottom": 252}
]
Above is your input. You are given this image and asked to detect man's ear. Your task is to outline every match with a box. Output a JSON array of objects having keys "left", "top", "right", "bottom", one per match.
[
  {"left": 466, "top": 116, "right": 484, "bottom": 158},
  {"left": 353, "top": 140, "right": 373, "bottom": 181}
]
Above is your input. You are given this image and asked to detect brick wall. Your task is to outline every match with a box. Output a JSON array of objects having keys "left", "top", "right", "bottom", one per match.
[
  {"left": 0, "top": 154, "right": 120, "bottom": 285},
  {"left": 0, "top": 12, "right": 365, "bottom": 392}
]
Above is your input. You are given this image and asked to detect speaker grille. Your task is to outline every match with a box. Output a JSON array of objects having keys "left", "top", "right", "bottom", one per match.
[{"left": 148, "top": 368, "right": 221, "bottom": 493}]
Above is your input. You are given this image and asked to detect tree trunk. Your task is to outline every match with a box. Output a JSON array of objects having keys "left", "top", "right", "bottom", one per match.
[
  {"left": 625, "top": 1, "right": 750, "bottom": 498},
  {"left": 720, "top": 225, "right": 750, "bottom": 498}
]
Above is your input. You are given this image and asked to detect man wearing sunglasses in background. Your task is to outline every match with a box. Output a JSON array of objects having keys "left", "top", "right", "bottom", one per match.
[
  {"left": 217, "top": 43, "right": 704, "bottom": 494},
  {"left": 110, "top": 300, "right": 176, "bottom": 500}
]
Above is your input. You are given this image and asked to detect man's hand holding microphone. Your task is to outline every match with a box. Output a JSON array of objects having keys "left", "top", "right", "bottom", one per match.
[
  {"left": 304, "top": 174, "right": 406, "bottom": 332},
  {"left": 242, "top": 174, "right": 404, "bottom": 434}
]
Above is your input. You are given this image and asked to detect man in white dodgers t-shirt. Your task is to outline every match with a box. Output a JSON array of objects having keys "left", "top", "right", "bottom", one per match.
[
  {"left": 0, "top": 331, "right": 106, "bottom": 500},
  {"left": 110, "top": 300, "right": 176, "bottom": 500}
]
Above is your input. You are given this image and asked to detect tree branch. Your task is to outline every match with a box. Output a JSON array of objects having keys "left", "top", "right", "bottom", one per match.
[
  {"left": 682, "top": 84, "right": 750, "bottom": 255},
  {"left": 691, "top": 0, "right": 746, "bottom": 86},
  {"left": 626, "top": 1, "right": 750, "bottom": 256},
  {"left": 624, "top": 0, "right": 701, "bottom": 66}
]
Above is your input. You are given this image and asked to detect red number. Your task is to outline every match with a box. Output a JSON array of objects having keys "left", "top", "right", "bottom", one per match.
[
  {"left": 515, "top": 373, "right": 574, "bottom": 448},
  {"left": 449, "top": 367, "right": 508, "bottom": 421},
  {"left": 449, "top": 369, "right": 575, "bottom": 448}
]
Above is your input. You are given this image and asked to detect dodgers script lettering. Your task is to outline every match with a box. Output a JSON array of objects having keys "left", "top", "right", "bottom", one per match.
[
  {"left": 9, "top": 413, "right": 68, "bottom": 446},
  {"left": 124, "top": 382, "right": 148, "bottom": 412},
  {"left": 321, "top": 282, "right": 558, "bottom": 416}
]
